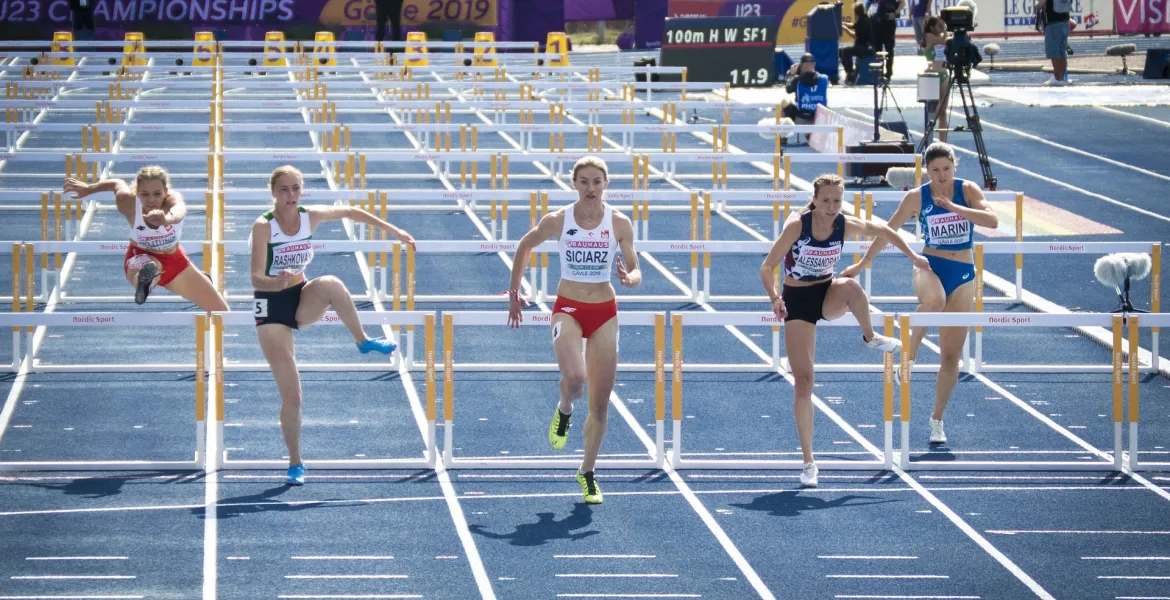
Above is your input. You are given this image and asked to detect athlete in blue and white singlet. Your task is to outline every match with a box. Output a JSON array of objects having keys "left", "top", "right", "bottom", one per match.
[{"left": 843, "top": 143, "right": 999, "bottom": 445}]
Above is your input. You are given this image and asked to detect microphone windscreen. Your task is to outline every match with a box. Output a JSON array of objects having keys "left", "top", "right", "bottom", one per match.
[
  {"left": 1122, "top": 252, "right": 1152, "bottom": 280},
  {"left": 885, "top": 167, "right": 917, "bottom": 190},
  {"left": 1094, "top": 254, "right": 1128, "bottom": 288}
]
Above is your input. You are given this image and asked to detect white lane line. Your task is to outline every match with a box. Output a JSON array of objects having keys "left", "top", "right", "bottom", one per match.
[
  {"left": 1099, "top": 576, "right": 1170, "bottom": 580},
  {"left": 841, "top": 106, "right": 1170, "bottom": 224},
  {"left": 203, "top": 316, "right": 220, "bottom": 600},
  {"left": 277, "top": 596, "right": 423, "bottom": 599},
  {"left": 818, "top": 556, "right": 919, "bottom": 560},
  {"left": 290, "top": 556, "right": 395, "bottom": 560},
  {"left": 554, "top": 555, "right": 658, "bottom": 559},
  {"left": 556, "top": 595, "right": 703, "bottom": 598},
  {"left": 24, "top": 557, "right": 128, "bottom": 561},
  {"left": 1095, "top": 105, "right": 1170, "bottom": 128},
  {"left": 356, "top": 68, "right": 497, "bottom": 600},
  {"left": 1083, "top": 557, "right": 1170, "bottom": 560},
  {"left": 988, "top": 530, "right": 1170, "bottom": 535},
  {"left": 965, "top": 112, "right": 1170, "bottom": 184},
  {"left": 0, "top": 596, "right": 145, "bottom": 599},
  {"left": 555, "top": 574, "right": 679, "bottom": 578},
  {"left": 284, "top": 575, "right": 408, "bottom": 579},
  {"left": 826, "top": 575, "right": 949, "bottom": 579},
  {"left": 10, "top": 576, "right": 136, "bottom": 580},
  {"left": 835, "top": 596, "right": 981, "bottom": 599}
]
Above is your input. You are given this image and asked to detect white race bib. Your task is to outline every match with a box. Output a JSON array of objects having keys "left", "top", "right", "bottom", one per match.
[
  {"left": 253, "top": 298, "right": 268, "bottom": 318},
  {"left": 926, "top": 212, "right": 971, "bottom": 246}
]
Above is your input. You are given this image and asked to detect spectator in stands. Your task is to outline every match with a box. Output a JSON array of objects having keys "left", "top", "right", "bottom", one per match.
[
  {"left": 840, "top": 2, "right": 874, "bottom": 84},
  {"left": 780, "top": 54, "right": 829, "bottom": 127},
  {"left": 375, "top": 0, "right": 405, "bottom": 44},
  {"left": 1037, "top": 0, "right": 1072, "bottom": 84},
  {"left": 69, "top": 0, "right": 96, "bottom": 36}
]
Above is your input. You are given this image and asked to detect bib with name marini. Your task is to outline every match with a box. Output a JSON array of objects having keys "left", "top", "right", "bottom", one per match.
[
  {"left": 559, "top": 203, "right": 617, "bottom": 284},
  {"left": 918, "top": 179, "right": 973, "bottom": 251},
  {"left": 261, "top": 207, "right": 314, "bottom": 277},
  {"left": 784, "top": 211, "right": 845, "bottom": 282}
]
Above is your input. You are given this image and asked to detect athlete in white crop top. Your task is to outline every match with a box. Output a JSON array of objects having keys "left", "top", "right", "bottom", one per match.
[
  {"left": 249, "top": 166, "right": 417, "bottom": 486},
  {"left": 63, "top": 166, "right": 228, "bottom": 311},
  {"left": 506, "top": 156, "right": 641, "bottom": 505}
]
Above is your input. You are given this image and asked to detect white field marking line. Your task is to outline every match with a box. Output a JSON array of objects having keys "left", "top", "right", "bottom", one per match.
[
  {"left": 277, "top": 596, "right": 423, "bottom": 599},
  {"left": 555, "top": 574, "right": 679, "bottom": 578},
  {"left": 842, "top": 106, "right": 1170, "bottom": 225},
  {"left": 1083, "top": 557, "right": 1170, "bottom": 560},
  {"left": 290, "top": 556, "right": 395, "bottom": 560},
  {"left": 354, "top": 58, "right": 497, "bottom": 600},
  {"left": 961, "top": 111, "right": 1170, "bottom": 184},
  {"left": 1116, "top": 597, "right": 1170, "bottom": 600},
  {"left": 1094, "top": 105, "right": 1170, "bottom": 128},
  {"left": 284, "top": 575, "right": 408, "bottom": 579},
  {"left": 557, "top": 595, "right": 702, "bottom": 599},
  {"left": 1098, "top": 576, "right": 1170, "bottom": 580},
  {"left": 987, "top": 530, "right": 1170, "bottom": 535},
  {"left": 818, "top": 556, "right": 919, "bottom": 560},
  {"left": 426, "top": 72, "right": 778, "bottom": 600},
  {"left": 554, "top": 555, "right": 657, "bottom": 559},
  {"left": 834, "top": 596, "right": 981, "bottom": 599},
  {"left": 826, "top": 575, "right": 949, "bottom": 579},
  {"left": 24, "top": 557, "right": 128, "bottom": 560},
  {"left": 3, "top": 483, "right": 1155, "bottom": 518},
  {"left": 10, "top": 576, "right": 136, "bottom": 580},
  {"left": 203, "top": 297, "right": 220, "bottom": 600},
  {"left": 0, "top": 596, "right": 145, "bottom": 599}
]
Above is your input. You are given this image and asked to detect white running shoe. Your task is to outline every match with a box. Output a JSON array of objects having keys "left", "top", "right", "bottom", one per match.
[
  {"left": 929, "top": 418, "right": 947, "bottom": 444},
  {"left": 865, "top": 334, "right": 902, "bottom": 354},
  {"left": 894, "top": 359, "right": 916, "bottom": 385},
  {"left": 800, "top": 462, "right": 819, "bottom": 488}
]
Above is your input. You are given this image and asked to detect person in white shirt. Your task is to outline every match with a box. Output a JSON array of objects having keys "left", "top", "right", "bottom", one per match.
[
  {"left": 507, "top": 156, "right": 641, "bottom": 505},
  {"left": 64, "top": 166, "right": 228, "bottom": 311}
]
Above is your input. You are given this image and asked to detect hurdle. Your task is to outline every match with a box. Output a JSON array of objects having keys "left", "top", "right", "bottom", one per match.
[
  {"left": 439, "top": 310, "right": 666, "bottom": 469},
  {"left": 898, "top": 312, "right": 1167, "bottom": 471},
  {"left": 211, "top": 310, "right": 436, "bottom": 470},
  {"left": 1120, "top": 314, "right": 1170, "bottom": 471},
  {"left": 0, "top": 311, "right": 207, "bottom": 471},
  {"left": 669, "top": 311, "right": 895, "bottom": 470}
]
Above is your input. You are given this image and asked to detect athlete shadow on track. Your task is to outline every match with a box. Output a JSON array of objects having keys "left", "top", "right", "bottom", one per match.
[
  {"left": 729, "top": 492, "right": 898, "bottom": 517},
  {"left": 468, "top": 503, "right": 600, "bottom": 547},
  {"left": 201, "top": 485, "right": 361, "bottom": 520},
  {"left": 9, "top": 471, "right": 199, "bottom": 500}
]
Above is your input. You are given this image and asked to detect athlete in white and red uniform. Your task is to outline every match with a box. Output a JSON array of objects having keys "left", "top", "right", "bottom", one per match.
[
  {"left": 64, "top": 166, "right": 228, "bottom": 311},
  {"left": 507, "top": 156, "right": 641, "bottom": 505}
]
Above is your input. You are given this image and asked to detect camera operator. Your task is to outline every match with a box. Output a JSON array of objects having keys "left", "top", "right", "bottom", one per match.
[
  {"left": 840, "top": 1, "right": 874, "bottom": 85},
  {"left": 870, "top": 0, "right": 905, "bottom": 79},
  {"left": 69, "top": 0, "right": 96, "bottom": 35},
  {"left": 375, "top": 0, "right": 405, "bottom": 44},
  {"left": 780, "top": 54, "right": 830, "bottom": 125}
]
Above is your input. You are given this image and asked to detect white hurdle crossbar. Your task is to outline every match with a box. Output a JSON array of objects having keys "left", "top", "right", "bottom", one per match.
[
  {"left": 0, "top": 311, "right": 206, "bottom": 471},
  {"left": 212, "top": 310, "right": 437, "bottom": 470},
  {"left": 440, "top": 310, "right": 666, "bottom": 469},
  {"left": 669, "top": 311, "right": 895, "bottom": 470}
]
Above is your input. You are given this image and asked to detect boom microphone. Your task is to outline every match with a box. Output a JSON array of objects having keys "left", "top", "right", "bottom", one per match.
[
  {"left": 1094, "top": 252, "right": 1152, "bottom": 313},
  {"left": 884, "top": 167, "right": 918, "bottom": 190}
]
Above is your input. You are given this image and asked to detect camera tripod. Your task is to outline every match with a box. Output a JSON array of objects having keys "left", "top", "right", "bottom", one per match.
[
  {"left": 916, "top": 63, "right": 998, "bottom": 190},
  {"left": 869, "top": 53, "right": 912, "bottom": 144}
]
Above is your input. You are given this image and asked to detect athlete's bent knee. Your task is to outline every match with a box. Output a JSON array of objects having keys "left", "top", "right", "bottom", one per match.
[
  {"left": 792, "top": 373, "right": 815, "bottom": 395},
  {"left": 562, "top": 370, "right": 586, "bottom": 398}
]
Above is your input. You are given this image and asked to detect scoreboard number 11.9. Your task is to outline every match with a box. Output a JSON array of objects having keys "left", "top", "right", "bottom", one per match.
[{"left": 660, "top": 16, "right": 778, "bottom": 88}]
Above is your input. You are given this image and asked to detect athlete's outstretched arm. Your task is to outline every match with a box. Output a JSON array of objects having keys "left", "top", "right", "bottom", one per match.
[
  {"left": 847, "top": 217, "right": 929, "bottom": 270},
  {"left": 842, "top": 189, "right": 919, "bottom": 278},
  {"left": 162, "top": 191, "right": 187, "bottom": 225},
  {"left": 612, "top": 211, "right": 641, "bottom": 288},
  {"left": 307, "top": 204, "right": 416, "bottom": 249}
]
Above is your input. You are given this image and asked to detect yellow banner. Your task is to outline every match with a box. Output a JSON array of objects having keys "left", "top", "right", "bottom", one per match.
[
  {"left": 319, "top": 0, "right": 498, "bottom": 27},
  {"left": 403, "top": 0, "right": 498, "bottom": 27}
]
